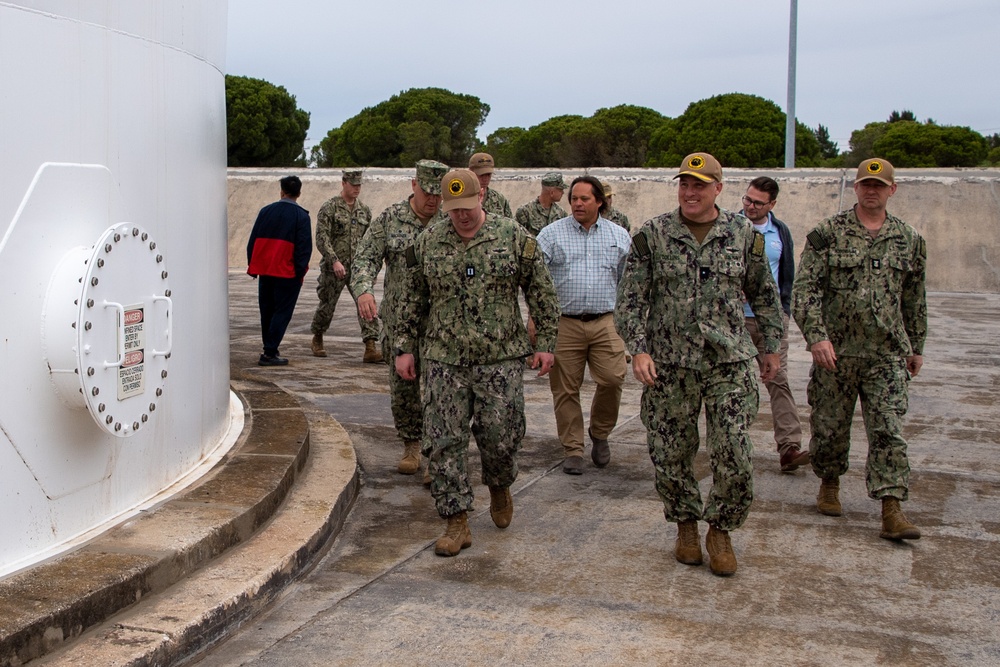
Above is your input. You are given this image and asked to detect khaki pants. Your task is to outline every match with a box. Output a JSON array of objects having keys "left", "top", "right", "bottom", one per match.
[
  {"left": 745, "top": 313, "right": 803, "bottom": 453},
  {"left": 549, "top": 314, "right": 627, "bottom": 457}
]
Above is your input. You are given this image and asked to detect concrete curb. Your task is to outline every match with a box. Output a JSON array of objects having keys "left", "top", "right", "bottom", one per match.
[{"left": 0, "top": 379, "right": 359, "bottom": 666}]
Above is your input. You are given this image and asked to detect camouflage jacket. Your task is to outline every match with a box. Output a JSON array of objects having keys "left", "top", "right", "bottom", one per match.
[
  {"left": 515, "top": 198, "right": 568, "bottom": 236},
  {"left": 792, "top": 207, "right": 927, "bottom": 357},
  {"left": 483, "top": 187, "right": 513, "bottom": 218},
  {"left": 614, "top": 207, "right": 782, "bottom": 369},
  {"left": 395, "top": 214, "right": 560, "bottom": 366},
  {"left": 350, "top": 197, "right": 448, "bottom": 333},
  {"left": 605, "top": 206, "right": 631, "bottom": 232},
  {"left": 315, "top": 195, "right": 372, "bottom": 272}
]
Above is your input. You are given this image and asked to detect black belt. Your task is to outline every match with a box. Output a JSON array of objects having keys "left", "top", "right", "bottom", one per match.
[{"left": 562, "top": 312, "right": 610, "bottom": 322}]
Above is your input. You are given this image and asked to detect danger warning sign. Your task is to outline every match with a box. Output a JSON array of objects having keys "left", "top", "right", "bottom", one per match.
[{"left": 118, "top": 305, "right": 145, "bottom": 399}]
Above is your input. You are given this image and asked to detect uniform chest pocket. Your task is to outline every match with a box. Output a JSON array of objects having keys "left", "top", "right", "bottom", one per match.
[
  {"left": 385, "top": 234, "right": 413, "bottom": 269},
  {"left": 886, "top": 254, "right": 909, "bottom": 273},
  {"left": 424, "top": 258, "right": 458, "bottom": 282},
  {"left": 712, "top": 255, "right": 745, "bottom": 277},
  {"left": 828, "top": 251, "right": 863, "bottom": 290},
  {"left": 655, "top": 254, "right": 690, "bottom": 279},
  {"left": 481, "top": 250, "right": 519, "bottom": 290},
  {"left": 704, "top": 255, "right": 745, "bottom": 295}
]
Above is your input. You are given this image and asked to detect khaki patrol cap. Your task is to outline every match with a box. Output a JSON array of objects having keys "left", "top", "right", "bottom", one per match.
[
  {"left": 468, "top": 152, "right": 495, "bottom": 175},
  {"left": 856, "top": 157, "right": 895, "bottom": 185},
  {"left": 342, "top": 169, "right": 363, "bottom": 185},
  {"left": 674, "top": 152, "right": 723, "bottom": 183},
  {"left": 541, "top": 172, "right": 568, "bottom": 189},
  {"left": 415, "top": 160, "right": 450, "bottom": 195},
  {"left": 441, "top": 169, "right": 482, "bottom": 212}
]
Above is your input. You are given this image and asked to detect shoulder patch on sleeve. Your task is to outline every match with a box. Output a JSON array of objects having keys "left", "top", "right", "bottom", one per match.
[
  {"left": 917, "top": 236, "right": 927, "bottom": 260},
  {"left": 404, "top": 245, "right": 417, "bottom": 268},
  {"left": 521, "top": 237, "right": 537, "bottom": 261},
  {"left": 751, "top": 231, "right": 765, "bottom": 258},
  {"left": 806, "top": 230, "right": 829, "bottom": 251},
  {"left": 631, "top": 231, "right": 651, "bottom": 259}
]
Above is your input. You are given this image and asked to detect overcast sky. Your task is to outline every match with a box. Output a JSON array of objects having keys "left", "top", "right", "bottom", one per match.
[{"left": 226, "top": 0, "right": 999, "bottom": 154}]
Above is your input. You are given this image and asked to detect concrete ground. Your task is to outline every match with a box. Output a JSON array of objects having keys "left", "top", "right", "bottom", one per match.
[
  {"left": 28, "top": 272, "right": 999, "bottom": 666},
  {"left": 189, "top": 273, "right": 1000, "bottom": 666}
]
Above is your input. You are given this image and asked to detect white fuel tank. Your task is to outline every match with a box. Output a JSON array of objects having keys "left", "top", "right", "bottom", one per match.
[{"left": 0, "top": 1, "right": 235, "bottom": 576}]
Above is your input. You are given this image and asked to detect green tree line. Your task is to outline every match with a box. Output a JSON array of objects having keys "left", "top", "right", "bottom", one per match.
[{"left": 226, "top": 76, "right": 997, "bottom": 169}]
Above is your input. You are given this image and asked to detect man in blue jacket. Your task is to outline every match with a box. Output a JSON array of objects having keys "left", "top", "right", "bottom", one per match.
[
  {"left": 247, "top": 175, "right": 313, "bottom": 366},
  {"left": 741, "top": 176, "right": 806, "bottom": 472}
]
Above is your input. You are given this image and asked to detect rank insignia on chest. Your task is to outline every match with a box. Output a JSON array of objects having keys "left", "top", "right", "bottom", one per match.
[
  {"left": 466, "top": 266, "right": 475, "bottom": 277},
  {"left": 871, "top": 258, "right": 881, "bottom": 270},
  {"left": 751, "top": 232, "right": 765, "bottom": 258},
  {"left": 699, "top": 266, "right": 711, "bottom": 280}
]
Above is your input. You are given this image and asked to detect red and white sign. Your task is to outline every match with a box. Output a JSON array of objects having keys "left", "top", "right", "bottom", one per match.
[{"left": 118, "top": 304, "right": 145, "bottom": 399}]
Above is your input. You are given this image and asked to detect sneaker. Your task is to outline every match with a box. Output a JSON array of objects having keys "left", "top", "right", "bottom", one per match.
[
  {"left": 779, "top": 446, "right": 810, "bottom": 472},
  {"left": 258, "top": 354, "right": 289, "bottom": 366}
]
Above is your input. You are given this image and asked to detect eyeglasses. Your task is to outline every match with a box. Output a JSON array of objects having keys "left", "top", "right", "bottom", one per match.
[{"left": 742, "top": 195, "right": 773, "bottom": 209}]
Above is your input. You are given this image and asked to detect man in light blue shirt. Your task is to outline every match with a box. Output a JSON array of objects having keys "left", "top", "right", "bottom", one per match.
[
  {"left": 742, "top": 176, "right": 806, "bottom": 473},
  {"left": 536, "top": 175, "right": 632, "bottom": 474}
]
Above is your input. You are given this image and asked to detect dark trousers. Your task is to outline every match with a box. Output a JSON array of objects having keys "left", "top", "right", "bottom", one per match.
[{"left": 258, "top": 275, "right": 302, "bottom": 357}]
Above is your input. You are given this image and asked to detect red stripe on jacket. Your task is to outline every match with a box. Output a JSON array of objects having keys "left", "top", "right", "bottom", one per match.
[{"left": 248, "top": 238, "right": 297, "bottom": 278}]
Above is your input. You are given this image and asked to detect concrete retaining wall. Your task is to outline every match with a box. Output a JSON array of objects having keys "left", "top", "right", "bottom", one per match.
[{"left": 228, "top": 168, "right": 1000, "bottom": 293}]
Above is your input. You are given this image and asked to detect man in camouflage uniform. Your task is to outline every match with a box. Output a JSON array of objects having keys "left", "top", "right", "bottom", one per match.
[
  {"left": 352, "top": 159, "right": 450, "bottom": 478},
  {"left": 614, "top": 152, "right": 782, "bottom": 577},
  {"left": 514, "top": 172, "right": 568, "bottom": 236},
  {"left": 792, "top": 157, "right": 927, "bottom": 542},
  {"left": 394, "top": 168, "right": 559, "bottom": 557},
  {"left": 468, "top": 152, "right": 512, "bottom": 217},
  {"left": 602, "top": 181, "right": 631, "bottom": 232},
  {"left": 309, "top": 169, "right": 381, "bottom": 362}
]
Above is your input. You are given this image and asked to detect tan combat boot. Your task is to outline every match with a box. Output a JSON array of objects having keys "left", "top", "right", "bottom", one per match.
[
  {"left": 674, "top": 520, "right": 703, "bottom": 565},
  {"left": 489, "top": 486, "right": 513, "bottom": 529},
  {"left": 705, "top": 525, "right": 737, "bottom": 576},
  {"left": 398, "top": 440, "right": 420, "bottom": 475},
  {"left": 311, "top": 333, "right": 326, "bottom": 357},
  {"left": 817, "top": 477, "right": 843, "bottom": 516},
  {"left": 880, "top": 497, "right": 921, "bottom": 541},
  {"left": 363, "top": 339, "right": 383, "bottom": 363},
  {"left": 435, "top": 511, "right": 472, "bottom": 557}
]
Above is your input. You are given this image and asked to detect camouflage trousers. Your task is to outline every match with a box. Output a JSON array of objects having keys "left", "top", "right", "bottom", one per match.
[
  {"left": 422, "top": 358, "right": 526, "bottom": 519},
  {"left": 807, "top": 356, "right": 911, "bottom": 500},
  {"left": 641, "top": 359, "right": 758, "bottom": 531},
  {"left": 309, "top": 269, "right": 381, "bottom": 341},
  {"left": 382, "top": 332, "right": 422, "bottom": 443}
]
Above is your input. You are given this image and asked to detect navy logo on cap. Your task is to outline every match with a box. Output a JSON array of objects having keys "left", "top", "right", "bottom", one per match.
[
  {"left": 688, "top": 156, "right": 705, "bottom": 170},
  {"left": 449, "top": 178, "right": 465, "bottom": 196}
]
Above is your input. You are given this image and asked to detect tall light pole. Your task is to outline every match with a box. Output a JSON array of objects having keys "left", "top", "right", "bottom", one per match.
[{"left": 785, "top": 0, "right": 798, "bottom": 168}]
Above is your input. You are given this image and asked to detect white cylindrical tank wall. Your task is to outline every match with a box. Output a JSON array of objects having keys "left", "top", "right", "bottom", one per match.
[{"left": 0, "top": 1, "right": 233, "bottom": 576}]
